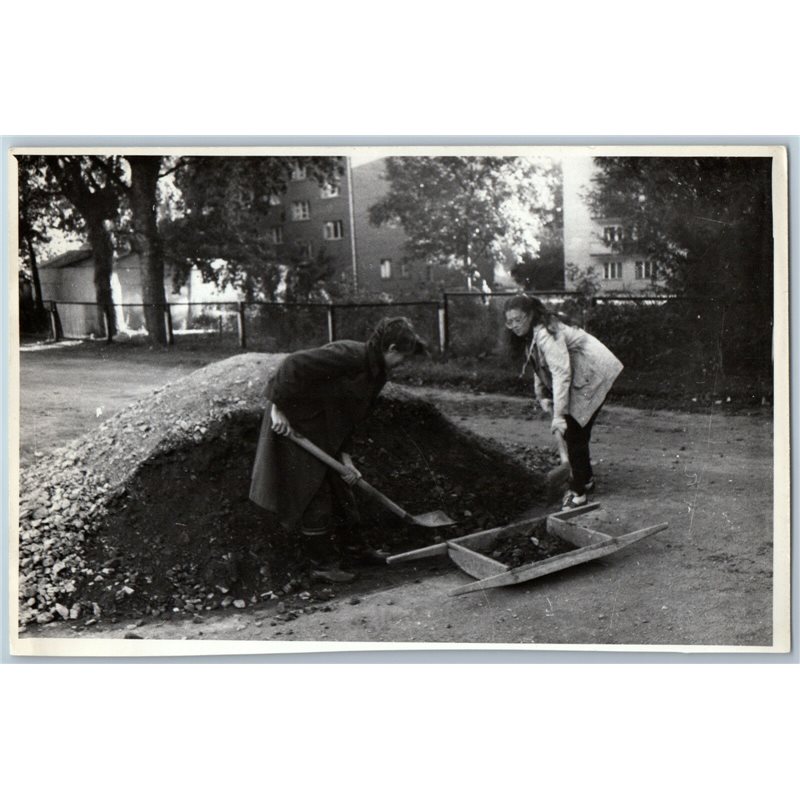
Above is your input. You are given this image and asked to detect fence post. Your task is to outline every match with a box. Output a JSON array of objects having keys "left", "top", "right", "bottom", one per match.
[
  {"left": 237, "top": 301, "right": 247, "bottom": 349},
  {"left": 327, "top": 304, "right": 336, "bottom": 343},
  {"left": 48, "top": 301, "right": 61, "bottom": 342},
  {"left": 164, "top": 304, "right": 175, "bottom": 345},
  {"left": 438, "top": 293, "right": 449, "bottom": 354},
  {"left": 103, "top": 304, "right": 114, "bottom": 343}
]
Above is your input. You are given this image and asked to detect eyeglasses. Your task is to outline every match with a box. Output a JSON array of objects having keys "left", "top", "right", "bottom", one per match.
[{"left": 505, "top": 313, "right": 529, "bottom": 329}]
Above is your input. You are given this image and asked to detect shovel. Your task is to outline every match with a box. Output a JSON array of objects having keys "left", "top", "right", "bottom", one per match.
[
  {"left": 286, "top": 431, "right": 456, "bottom": 528},
  {"left": 546, "top": 429, "right": 571, "bottom": 502}
]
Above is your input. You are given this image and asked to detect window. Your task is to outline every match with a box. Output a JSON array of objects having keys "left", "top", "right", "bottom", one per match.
[
  {"left": 603, "top": 261, "right": 622, "bottom": 280},
  {"left": 635, "top": 261, "right": 655, "bottom": 280},
  {"left": 323, "top": 220, "right": 344, "bottom": 240},
  {"left": 268, "top": 226, "right": 283, "bottom": 245},
  {"left": 603, "top": 226, "right": 624, "bottom": 244},
  {"left": 400, "top": 262, "right": 410, "bottom": 278},
  {"left": 380, "top": 259, "right": 392, "bottom": 280},
  {"left": 291, "top": 200, "right": 311, "bottom": 221},
  {"left": 290, "top": 165, "right": 307, "bottom": 181},
  {"left": 320, "top": 182, "right": 341, "bottom": 199},
  {"left": 425, "top": 265, "right": 434, "bottom": 282},
  {"left": 295, "top": 241, "right": 313, "bottom": 260},
  {"left": 269, "top": 194, "right": 282, "bottom": 206}
]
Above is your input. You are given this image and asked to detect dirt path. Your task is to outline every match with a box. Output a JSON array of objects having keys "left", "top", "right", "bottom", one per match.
[
  {"left": 18, "top": 343, "right": 219, "bottom": 468},
  {"left": 20, "top": 353, "right": 775, "bottom": 648}
]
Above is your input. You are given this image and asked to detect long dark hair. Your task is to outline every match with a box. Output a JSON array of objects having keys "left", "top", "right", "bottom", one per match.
[{"left": 503, "top": 295, "right": 563, "bottom": 362}]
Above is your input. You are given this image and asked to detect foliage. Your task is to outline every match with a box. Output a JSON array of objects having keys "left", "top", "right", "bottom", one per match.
[
  {"left": 586, "top": 156, "right": 774, "bottom": 372},
  {"left": 509, "top": 161, "right": 564, "bottom": 290},
  {"left": 369, "top": 156, "right": 558, "bottom": 281},
  {"left": 162, "top": 156, "right": 344, "bottom": 301},
  {"left": 587, "top": 156, "right": 773, "bottom": 305}
]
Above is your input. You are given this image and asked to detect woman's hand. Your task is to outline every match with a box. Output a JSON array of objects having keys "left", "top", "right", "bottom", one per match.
[
  {"left": 551, "top": 416, "right": 567, "bottom": 436},
  {"left": 340, "top": 452, "right": 362, "bottom": 485},
  {"left": 270, "top": 404, "right": 293, "bottom": 436},
  {"left": 539, "top": 398, "right": 553, "bottom": 414}
]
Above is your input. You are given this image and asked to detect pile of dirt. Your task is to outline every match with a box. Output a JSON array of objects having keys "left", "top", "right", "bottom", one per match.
[
  {"left": 18, "top": 353, "right": 546, "bottom": 629},
  {"left": 477, "top": 520, "right": 576, "bottom": 568}
]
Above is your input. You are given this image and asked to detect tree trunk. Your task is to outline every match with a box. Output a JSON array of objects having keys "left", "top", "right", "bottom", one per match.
[
  {"left": 85, "top": 219, "right": 117, "bottom": 338},
  {"left": 24, "top": 235, "right": 45, "bottom": 314},
  {"left": 128, "top": 156, "right": 167, "bottom": 345}
]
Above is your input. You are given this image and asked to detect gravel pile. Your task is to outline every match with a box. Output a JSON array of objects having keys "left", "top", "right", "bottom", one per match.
[
  {"left": 18, "top": 353, "right": 547, "bottom": 631},
  {"left": 18, "top": 354, "right": 276, "bottom": 630}
]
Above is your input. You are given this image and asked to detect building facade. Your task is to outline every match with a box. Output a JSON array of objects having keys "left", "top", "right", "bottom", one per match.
[
  {"left": 562, "top": 155, "right": 662, "bottom": 293},
  {"left": 259, "top": 157, "right": 357, "bottom": 294}
]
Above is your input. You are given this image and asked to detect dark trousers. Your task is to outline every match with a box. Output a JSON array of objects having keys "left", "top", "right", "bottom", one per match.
[
  {"left": 301, "top": 474, "right": 362, "bottom": 563},
  {"left": 564, "top": 404, "right": 603, "bottom": 494}
]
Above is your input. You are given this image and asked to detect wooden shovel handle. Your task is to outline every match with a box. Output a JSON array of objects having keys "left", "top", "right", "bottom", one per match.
[
  {"left": 286, "top": 431, "right": 415, "bottom": 523},
  {"left": 553, "top": 429, "right": 570, "bottom": 464},
  {"left": 286, "top": 430, "right": 350, "bottom": 476}
]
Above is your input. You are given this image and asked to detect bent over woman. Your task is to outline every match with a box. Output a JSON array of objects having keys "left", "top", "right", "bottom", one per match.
[
  {"left": 504, "top": 295, "right": 623, "bottom": 510},
  {"left": 249, "top": 317, "right": 426, "bottom": 582}
]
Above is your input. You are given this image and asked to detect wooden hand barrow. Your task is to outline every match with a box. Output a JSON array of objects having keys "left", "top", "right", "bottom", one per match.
[{"left": 386, "top": 503, "right": 668, "bottom": 596}]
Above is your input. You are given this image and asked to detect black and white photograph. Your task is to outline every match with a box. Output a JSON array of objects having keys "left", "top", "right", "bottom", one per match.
[{"left": 8, "top": 145, "right": 789, "bottom": 655}]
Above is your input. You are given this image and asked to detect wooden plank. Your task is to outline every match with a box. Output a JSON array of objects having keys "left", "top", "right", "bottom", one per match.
[
  {"left": 549, "top": 502, "right": 601, "bottom": 521},
  {"left": 547, "top": 517, "right": 612, "bottom": 548},
  {"left": 447, "top": 542, "right": 509, "bottom": 579},
  {"left": 386, "top": 542, "right": 449, "bottom": 564},
  {"left": 614, "top": 523, "right": 669, "bottom": 546},
  {"left": 449, "top": 514, "right": 548, "bottom": 551},
  {"left": 449, "top": 520, "right": 669, "bottom": 596},
  {"left": 449, "top": 539, "right": 617, "bottom": 596}
]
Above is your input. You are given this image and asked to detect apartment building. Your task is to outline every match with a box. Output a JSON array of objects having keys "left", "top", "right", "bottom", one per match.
[
  {"left": 262, "top": 157, "right": 358, "bottom": 292},
  {"left": 562, "top": 155, "right": 662, "bottom": 293}
]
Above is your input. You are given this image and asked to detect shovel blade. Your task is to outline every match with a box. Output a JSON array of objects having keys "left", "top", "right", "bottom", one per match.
[{"left": 410, "top": 510, "right": 457, "bottom": 528}]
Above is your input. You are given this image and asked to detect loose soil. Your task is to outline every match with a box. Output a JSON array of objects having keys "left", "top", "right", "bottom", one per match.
[
  {"left": 476, "top": 520, "right": 577, "bottom": 568},
  {"left": 17, "top": 343, "right": 777, "bottom": 648},
  {"left": 17, "top": 354, "right": 553, "bottom": 628}
]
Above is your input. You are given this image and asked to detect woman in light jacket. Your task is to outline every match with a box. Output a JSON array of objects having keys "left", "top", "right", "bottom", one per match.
[{"left": 504, "top": 295, "right": 623, "bottom": 510}]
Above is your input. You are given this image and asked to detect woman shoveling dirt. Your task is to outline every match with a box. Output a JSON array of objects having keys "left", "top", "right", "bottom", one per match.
[
  {"left": 505, "top": 295, "right": 623, "bottom": 511},
  {"left": 249, "top": 317, "right": 427, "bottom": 583}
]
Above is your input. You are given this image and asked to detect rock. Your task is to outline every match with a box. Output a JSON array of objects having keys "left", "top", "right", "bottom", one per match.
[
  {"left": 55, "top": 603, "right": 70, "bottom": 620},
  {"left": 124, "top": 632, "right": 143, "bottom": 639},
  {"left": 233, "top": 599, "right": 246, "bottom": 609},
  {"left": 348, "top": 597, "right": 361, "bottom": 605}
]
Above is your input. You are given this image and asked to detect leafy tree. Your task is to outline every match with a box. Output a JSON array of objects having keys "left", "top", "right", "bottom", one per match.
[
  {"left": 587, "top": 156, "right": 772, "bottom": 305},
  {"left": 368, "top": 156, "right": 557, "bottom": 285},
  {"left": 510, "top": 162, "right": 564, "bottom": 290},
  {"left": 17, "top": 155, "right": 59, "bottom": 315},
  {"left": 44, "top": 155, "right": 128, "bottom": 337},
  {"left": 162, "top": 156, "right": 344, "bottom": 302},
  {"left": 587, "top": 156, "right": 773, "bottom": 372}
]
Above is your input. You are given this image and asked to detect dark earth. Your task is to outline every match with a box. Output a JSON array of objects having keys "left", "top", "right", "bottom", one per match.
[
  {"left": 479, "top": 520, "right": 577, "bottom": 568},
  {"left": 15, "top": 341, "right": 779, "bottom": 649}
]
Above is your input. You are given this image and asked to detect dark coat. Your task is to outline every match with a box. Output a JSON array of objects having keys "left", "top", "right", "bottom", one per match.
[{"left": 249, "top": 340, "right": 387, "bottom": 532}]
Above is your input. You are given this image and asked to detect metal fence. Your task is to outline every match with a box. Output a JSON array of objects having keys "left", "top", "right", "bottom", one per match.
[{"left": 37, "top": 291, "right": 771, "bottom": 374}]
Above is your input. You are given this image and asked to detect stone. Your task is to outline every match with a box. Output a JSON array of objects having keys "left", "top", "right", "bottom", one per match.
[{"left": 55, "top": 603, "right": 70, "bottom": 620}]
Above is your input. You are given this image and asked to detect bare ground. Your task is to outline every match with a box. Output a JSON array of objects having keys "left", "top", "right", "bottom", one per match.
[{"left": 17, "top": 345, "right": 775, "bottom": 648}]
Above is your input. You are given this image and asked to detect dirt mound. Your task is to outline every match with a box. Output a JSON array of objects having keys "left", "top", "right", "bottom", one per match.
[{"left": 18, "top": 353, "right": 546, "bottom": 629}]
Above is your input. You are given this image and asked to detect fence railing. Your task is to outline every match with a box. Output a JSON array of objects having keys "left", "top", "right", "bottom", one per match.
[
  {"left": 40, "top": 292, "right": 582, "bottom": 354},
  {"left": 37, "top": 291, "right": 770, "bottom": 375}
]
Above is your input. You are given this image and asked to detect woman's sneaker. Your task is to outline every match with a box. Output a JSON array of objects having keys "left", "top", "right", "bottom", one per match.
[{"left": 562, "top": 490, "right": 587, "bottom": 510}]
